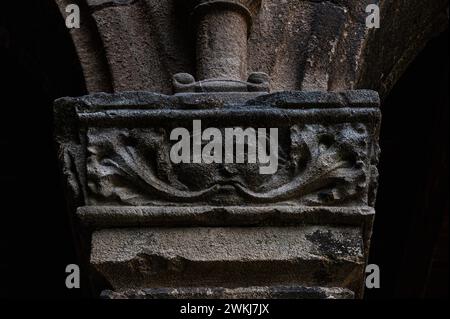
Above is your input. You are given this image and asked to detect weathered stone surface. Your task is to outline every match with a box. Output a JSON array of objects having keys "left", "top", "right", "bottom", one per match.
[
  {"left": 51, "top": 0, "right": 447, "bottom": 300},
  {"left": 77, "top": 206, "right": 374, "bottom": 229},
  {"left": 55, "top": 0, "right": 113, "bottom": 93},
  {"left": 54, "top": 0, "right": 448, "bottom": 96},
  {"left": 193, "top": 0, "right": 257, "bottom": 81},
  {"left": 55, "top": 90, "right": 380, "bottom": 208},
  {"left": 358, "top": 0, "right": 449, "bottom": 97},
  {"left": 54, "top": 90, "right": 380, "bottom": 299},
  {"left": 91, "top": 226, "right": 365, "bottom": 295},
  {"left": 100, "top": 286, "right": 355, "bottom": 299}
]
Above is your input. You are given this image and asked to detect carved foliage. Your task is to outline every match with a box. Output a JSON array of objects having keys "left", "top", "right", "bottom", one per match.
[{"left": 86, "top": 122, "right": 373, "bottom": 206}]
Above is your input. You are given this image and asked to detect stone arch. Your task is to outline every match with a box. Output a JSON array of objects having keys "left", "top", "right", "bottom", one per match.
[{"left": 54, "top": 0, "right": 448, "bottom": 97}]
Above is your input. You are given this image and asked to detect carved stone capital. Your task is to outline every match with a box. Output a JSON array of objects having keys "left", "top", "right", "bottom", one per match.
[{"left": 54, "top": 89, "right": 380, "bottom": 298}]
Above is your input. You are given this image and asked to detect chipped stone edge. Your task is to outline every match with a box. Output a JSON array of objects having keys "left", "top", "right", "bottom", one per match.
[{"left": 100, "top": 285, "right": 355, "bottom": 299}]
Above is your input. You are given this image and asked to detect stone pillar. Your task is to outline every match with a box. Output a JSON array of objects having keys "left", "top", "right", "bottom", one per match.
[
  {"left": 53, "top": 0, "right": 391, "bottom": 300},
  {"left": 55, "top": 89, "right": 381, "bottom": 299},
  {"left": 194, "top": 0, "right": 259, "bottom": 81},
  {"left": 173, "top": 0, "right": 269, "bottom": 93}
]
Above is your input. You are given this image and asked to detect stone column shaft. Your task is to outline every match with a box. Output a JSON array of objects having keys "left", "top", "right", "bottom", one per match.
[
  {"left": 193, "top": 0, "right": 260, "bottom": 81},
  {"left": 196, "top": 8, "right": 248, "bottom": 80}
]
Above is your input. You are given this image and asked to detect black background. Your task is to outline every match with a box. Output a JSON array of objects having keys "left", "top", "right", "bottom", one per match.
[{"left": 0, "top": 0, "right": 448, "bottom": 300}]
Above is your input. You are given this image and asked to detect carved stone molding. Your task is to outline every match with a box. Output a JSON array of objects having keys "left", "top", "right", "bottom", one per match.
[{"left": 55, "top": 90, "right": 380, "bottom": 298}]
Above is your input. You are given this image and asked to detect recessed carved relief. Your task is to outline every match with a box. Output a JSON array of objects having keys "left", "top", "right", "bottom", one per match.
[
  {"left": 55, "top": 90, "right": 380, "bottom": 209},
  {"left": 85, "top": 120, "right": 374, "bottom": 206}
]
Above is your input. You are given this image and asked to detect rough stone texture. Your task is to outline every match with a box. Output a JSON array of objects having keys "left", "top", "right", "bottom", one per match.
[
  {"left": 55, "top": 0, "right": 113, "bottom": 93},
  {"left": 77, "top": 205, "right": 375, "bottom": 262},
  {"left": 358, "top": 0, "right": 449, "bottom": 97},
  {"left": 54, "top": 0, "right": 448, "bottom": 96},
  {"left": 84, "top": 116, "right": 376, "bottom": 207},
  {"left": 54, "top": 91, "right": 379, "bottom": 299},
  {"left": 55, "top": 90, "right": 380, "bottom": 208},
  {"left": 47, "top": 0, "right": 431, "bottom": 300},
  {"left": 91, "top": 226, "right": 365, "bottom": 294},
  {"left": 77, "top": 206, "right": 374, "bottom": 229},
  {"left": 195, "top": 4, "right": 249, "bottom": 80},
  {"left": 52, "top": 0, "right": 447, "bottom": 300},
  {"left": 100, "top": 286, "right": 355, "bottom": 299}
]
